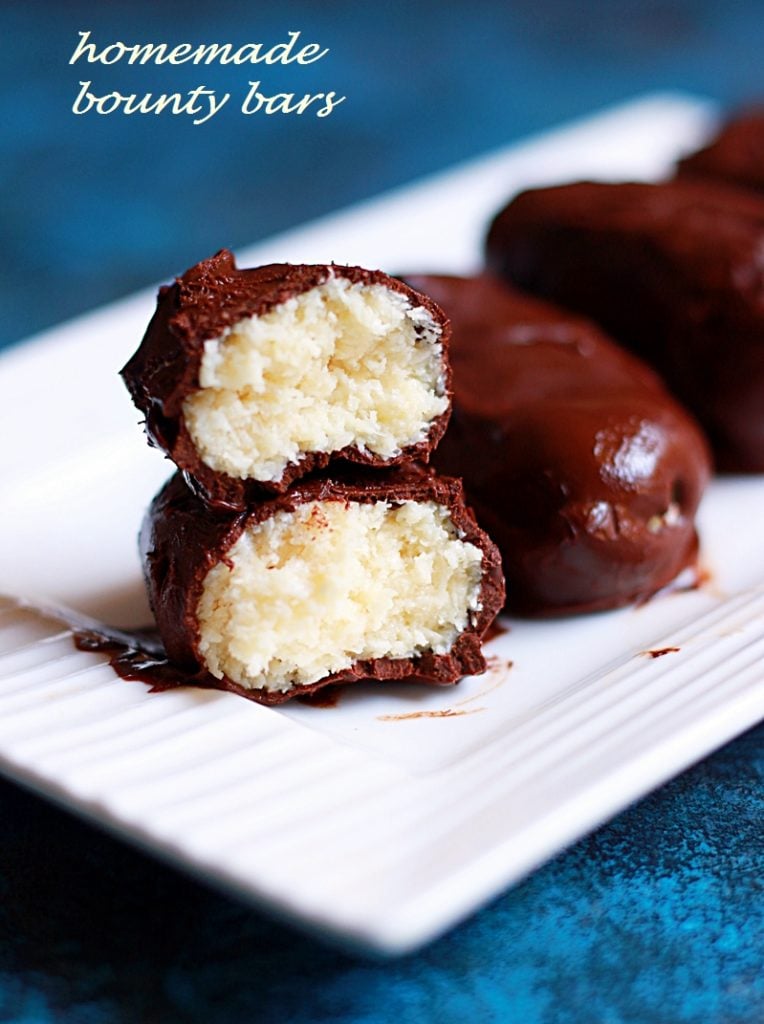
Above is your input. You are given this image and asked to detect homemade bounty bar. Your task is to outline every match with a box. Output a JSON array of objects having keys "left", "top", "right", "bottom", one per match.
[
  {"left": 486, "top": 179, "right": 764, "bottom": 471},
  {"left": 122, "top": 251, "right": 451, "bottom": 507},
  {"left": 141, "top": 468, "right": 505, "bottom": 704},
  {"left": 677, "top": 109, "right": 764, "bottom": 195},
  {"left": 404, "top": 274, "right": 711, "bottom": 616}
]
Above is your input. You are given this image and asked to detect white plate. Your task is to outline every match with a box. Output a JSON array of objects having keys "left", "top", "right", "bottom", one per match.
[{"left": 3, "top": 93, "right": 764, "bottom": 955}]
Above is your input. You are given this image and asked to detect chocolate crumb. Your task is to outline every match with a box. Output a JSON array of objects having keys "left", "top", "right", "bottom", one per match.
[
  {"left": 377, "top": 707, "right": 484, "bottom": 721},
  {"left": 641, "top": 646, "right": 681, "bottom": 659}
]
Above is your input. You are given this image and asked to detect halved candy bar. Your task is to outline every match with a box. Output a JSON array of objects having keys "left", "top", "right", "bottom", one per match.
[
  {"left": 404, "top": 274, "right": 711, "bottom": 616},
  {"left": 140, "top": 466, "right": 505, "bottom": 704},
  {"left": 486, "top": 179, "right": 764, "bottom": 471},
  {"left": 122, "top": 250, "right": 451, "bottom": 508}
]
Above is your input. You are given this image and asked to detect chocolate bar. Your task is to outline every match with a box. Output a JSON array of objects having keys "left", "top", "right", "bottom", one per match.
[
  {"left": 485, "top": 179, "right": 764, "bottom": 470},
  {"left": 678, "top": 110, "right": 764, "bottom": 194},
  {"left": 122, "top": 251, "right": 452, "bottom": 508},
  {"left": 404, "top": 274, "right": 711, "bottom": 615},
  {"left": 141, "top": 467, "right": 505, "bottom": 704}
]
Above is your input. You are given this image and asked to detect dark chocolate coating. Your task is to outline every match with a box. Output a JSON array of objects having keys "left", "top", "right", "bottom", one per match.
[
  {"left": 140, "top": 466, "right": 505, "bottom": 705},
  {"left": 404, "top": 274, "right": 710, "bottom": 616},
  {"left": 121, "top": 250, "right": 452, "bottom": 508},
  {"left": 678, "top": 110, "right": 764, "bottom": 194},
  {"left": 485, "top": 179, "right": 764, "bottom": 471}
]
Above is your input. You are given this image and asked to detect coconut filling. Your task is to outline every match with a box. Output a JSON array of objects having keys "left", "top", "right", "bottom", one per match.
[
  {"left": 182, "top": 276, "right": 448, "bottom": 482},
  {"left": 196, "top": 499, "right": 485, "bottom": 693}
]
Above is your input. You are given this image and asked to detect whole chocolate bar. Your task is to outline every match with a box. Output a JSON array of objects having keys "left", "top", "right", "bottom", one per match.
[
  {"left": 141, "top": 466, "right": 505, "bottom": 704},
  {"left": 677, "top": 110, "right": 764, "bottom": 194},
  {"left": 122, "top": 250, "right": 452, "bottom": 508},
  {"left": 485, "top": 179, "right": 764, "bottom": 470},
  {"left": 404, "top": 274, "right": 711, "bottom": 616}
]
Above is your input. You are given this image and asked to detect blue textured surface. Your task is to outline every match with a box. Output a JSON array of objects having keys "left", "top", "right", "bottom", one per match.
[
  {"left": 4, "top": 0, "right": 764, "bottom": 349},
  {"left": 2, "top": 2, "right": 764, "bottom": 1021}
]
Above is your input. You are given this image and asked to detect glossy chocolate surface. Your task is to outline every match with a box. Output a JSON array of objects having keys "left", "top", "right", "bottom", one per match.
[
  {"left": 405, "top": 274, "right": 711, "bottom": 616},
  {"left": 121, "top": 250, "right": 452, "bottom": 508},
  {"left": 678, "top": 110, "right": 764, "bottom": 194},
  {"left": 485, "top": 179, "right": 764, "bottom": 471},
  {"left": 141, "top": 466, "right": 505, "bottom": 704}
]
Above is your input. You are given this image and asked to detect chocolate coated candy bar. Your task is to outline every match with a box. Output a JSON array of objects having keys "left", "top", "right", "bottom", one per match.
[
  {"left": 678, "top": 110, "right": 764, "bottom": 195},
  {"left": 122, "top": 250, "right": 452, "bottom": 507},
  {"left": 405, "top": 274, "right": 711, "bottom": 616},
  {"left": 486, "top": 179, "right": 764, "bottom": 471},
  {"left": 141, "top": 466, "right": 505, "bottom": 704}
]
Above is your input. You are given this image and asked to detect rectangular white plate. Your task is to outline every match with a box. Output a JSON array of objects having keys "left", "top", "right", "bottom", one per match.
[{"left": 3, "top": 93, "right": 764, "bottom": 955}]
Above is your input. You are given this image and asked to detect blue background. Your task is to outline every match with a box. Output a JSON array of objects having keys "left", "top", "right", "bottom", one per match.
[{"left": 2, "top": 2, "right": 764, "bottom": 1021}]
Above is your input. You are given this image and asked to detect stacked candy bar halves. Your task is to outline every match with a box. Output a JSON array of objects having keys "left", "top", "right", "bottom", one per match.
[{"left": 121, "top": 250, "right": 505, "bottom": 705}]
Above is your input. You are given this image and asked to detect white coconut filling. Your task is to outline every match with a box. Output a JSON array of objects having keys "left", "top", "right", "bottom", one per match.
[
  {"left": 182, "top": 275, "right": 447, "bottom": 482},
  {"left": 196, "top": 499, "right": 484, "bottom": 692}
]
